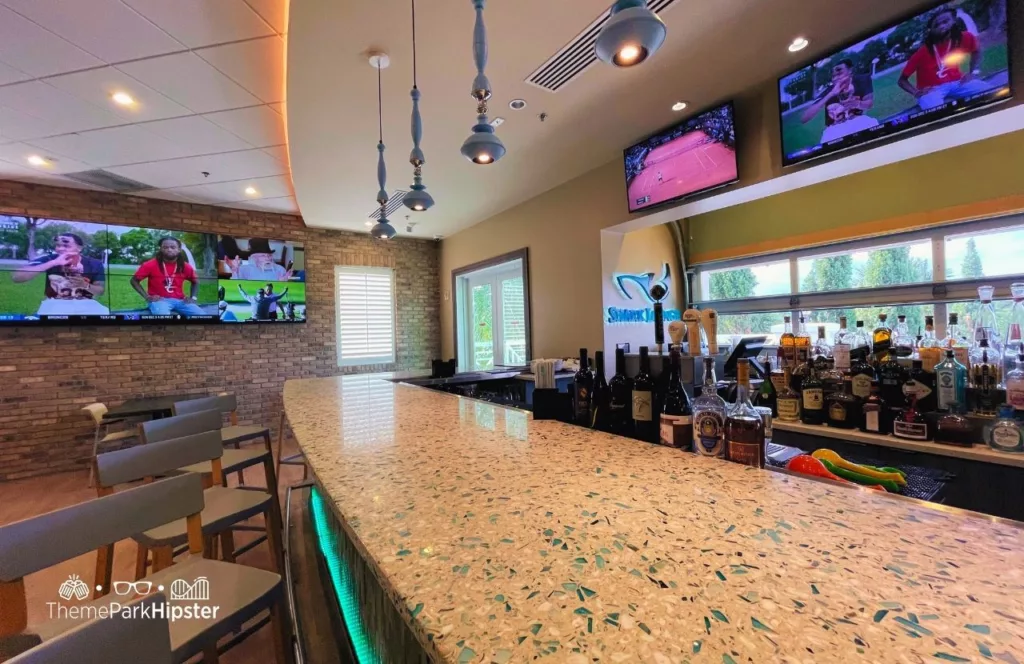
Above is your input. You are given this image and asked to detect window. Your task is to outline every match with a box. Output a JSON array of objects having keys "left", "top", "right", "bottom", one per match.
[
  {"left": 694, "top": 213, "right": 1024, "bottom": 346},
  {"left": 335, "top": 266, "right": 395, "bottom": 367},
  {"left": 453, "top": 250, "right": 531, "bottom": 372}
]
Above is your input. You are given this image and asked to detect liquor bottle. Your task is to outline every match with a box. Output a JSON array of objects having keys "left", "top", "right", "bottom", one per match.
[
  {"left": 632, "top": 347, "right": 656, "bottom": 442},
  {"left": 892, "top": 314, "right": 915, "bottom": 359},
  {"left": 989, "top": 405, "right": 1023, "bottom": 452},
  {"left": 833, "top": 318, "right": 851, "bottom": 374},
  {"left": 825, "top": 377, "right": 860, "bottom": 429},
  {"left": 918, "top": 315, "right": 943, "bottom": 372},
  {"left": 974, "top": 285, "right": 1004, "bottom": 357},
  {"left": 872, "top": 313, "right": 892, "bottom": 364},
  {"left": 893, "top": 396, "right": 931, "bottom": 441},
  {"left": 833, "top": 316, "right": 850, "bottom": 348},
  {"left": 608, "top": 348, "right": 634, "bottom": 436},
  {"left": 812, "top": 325, "right": 832, "bottom": 360},
  {"left": 860, "top": 384, "right": 889, "bottom": 435},
  {"left": 659, "top": 347, "right": 693, "bottom": 448},
  {"left": 800, "top": 363, "right": 826, "bottom": 425},
  {"left": 1004, "top": 283, "right": 1024, "bottom": 381},
  {"left": 1006, "top": 353, "right": 1024, "bottom": 413},
  {"left": 878, "top": 353, "right": 908, "bottom": 413},
  {"left": 936, "top": 404, "right": 974, "bottom": 447},
  {"left": 970, "top": 339, "right": 1000, "bottom": 416},
  {"left": 754, "top": 357, "right": 778, "bottom": 417},
  {"left": 591, "top": 350, "right": 611, "bottom": 431},
  {"left": 790, "top": 353, "right": 810, "bottom": 395},
  {"left": 573, "top": 348, "right": 595, "bottom": 427},
  {"left": 849, "top": 351, "right": 875, "bottom": 400},
  {"left": 774, "top": 367, "right": 799, "bottom": 422},
  {"left": 902, "top": 359, "right": 937, "bottom": 414},
  {"left": 692, "top": 357, "right": 726, "bottom": 458},
  {"left": 724, "top": 359, "right": 766, "bottom": 468},
  {"left": 819, "top": 357, "right": 844, "bottom": 400},
  {"left": 769, "top": 349, "right": 788, "bottom": 393},
  {"left": 944, "top": 312, "right": 971, "bottom": 369},
  {"left": 779, "top": 315, "right": 796, "bottom": 369},
  {"left": 851, "top": 320, "right": 872, "bottom": 362},
  {"left": 795, "top": 316, "right": 812, "bottom": 366},
  {"left": 936, "top": 349, "right": 968, "bottom": 411}
]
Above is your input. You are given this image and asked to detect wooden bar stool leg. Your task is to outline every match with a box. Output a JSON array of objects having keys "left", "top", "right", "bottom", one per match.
[
  {"left": 134, "top": 544, "right": 149, "bottom": 581},
  {"left": 94, "top": 543, "right": 114, "bottom": 598},
  {"left": 264, "top": 503, "right": 284, "bottom": 575},
  {"left": 218, "top": 530, "right": 236, "bottom": 563},
  {"left": 270, "top": 594, "right": 293, "bottom": 664},
  {"left": 151, "top": 546, "right": 174, "bottom": 573},
  {"left": 275, "top": 412, "right": 285, "bottom": 489},
  {"left": 203, "top": 645, "right": 220, "bottom": 663}
]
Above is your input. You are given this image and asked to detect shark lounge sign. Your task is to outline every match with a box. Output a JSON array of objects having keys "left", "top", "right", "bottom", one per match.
[{"left": 607, "top": 263, "right": 681, "bottom": 325}]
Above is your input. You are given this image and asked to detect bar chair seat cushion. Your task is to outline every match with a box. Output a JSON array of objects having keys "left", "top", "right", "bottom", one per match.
[
  {"left": 32, "top": 557, "right": 281, "bottom": 661},
  {"left": 177, "top": 448, "right": 268, "bottom": 477},
  {"left": 134, "top": 487, "right": 270, "bottom": 549},
  {"left": 221, "top": 425, "right": 268, "bottom": 445}
]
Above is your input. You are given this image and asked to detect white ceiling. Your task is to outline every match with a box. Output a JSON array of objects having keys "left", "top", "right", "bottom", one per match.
[
  {"left": 287, "top": 0, "right": 934, "bottom": 238},
  {"left": 0, "top": 0, "right": 294, "bottom": 214}
]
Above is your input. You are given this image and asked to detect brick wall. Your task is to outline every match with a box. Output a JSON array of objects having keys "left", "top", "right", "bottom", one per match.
[{"left": 0, "top": 180, "right": 441, "bottom": 481}]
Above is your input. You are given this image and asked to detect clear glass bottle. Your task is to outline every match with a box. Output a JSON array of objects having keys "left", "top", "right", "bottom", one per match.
[
  {"left": 769, "top": 348, "right": 787, "bottom": 393},
  {"left": 936, "top": 349, "right": 968, "bottom": 411},
  {"left": 776, "top": 366, "right": 801, "bottom": 422},
  {"left": 1006, "top": 353, "right": 1024, "bottom": 413},
  {"left": 872, "top": 313, "right": 892, "bottom": 364},
  {"left": 812, "top": 325, "right": 832, "bottom": 360},
  {"left": 936, "top": 403, "right": 975, "bottom": 447},
  {"left": 851, "top": 320, "right": 872, "bottom": 362},
  {"left": 794, "top": 316, "right": 812, "bottom": 366},
  {"left": 779, "top": 316, "right": 796, "bottom": 370},
  {"left": 692, "top": 357, "right": 726, "bottom": 458},
  {"left": 918, "top": 315, "right": 943, "bottom": 372},
  {"left": 989, "top": 405, "right": 1023, "bottom": 452},
  {"left": 659, "top": 347, "right": 693, "bottom": 448},
  {"left": 944, "top": 313, "right": 972, "bottom": 370},
  {"left": 833, "top": 316, "right": 850, "bottom": 348},
  {"left": 1004, "top": 283, "right": 1024, "bottom": 382},
  {"left": 974, "top": 285, "right": 1004, "bottom": 358},
  {"left": 724, "top": 359, "right": 766, "bottom": 468},
  {"left": 892, "top": 314, "right": 915, "bottom": 359},
  {"left": 970, "top": 339, "right": 1001, "bottom": 416}
]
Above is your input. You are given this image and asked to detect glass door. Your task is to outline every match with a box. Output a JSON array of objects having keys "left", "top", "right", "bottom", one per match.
[
  {"left": 455, "top": 256, "right": 529, "bottom": 372},
  {"left": 470, "top": 282, "right": 494, "bottom": 370}
]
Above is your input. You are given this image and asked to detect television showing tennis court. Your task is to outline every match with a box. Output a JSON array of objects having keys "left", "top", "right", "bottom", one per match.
[{"left": 624, "top": 101, "right": 738, "bottom": 213}]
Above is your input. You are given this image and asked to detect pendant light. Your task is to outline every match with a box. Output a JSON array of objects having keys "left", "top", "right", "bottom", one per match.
[
  {"left": 595, "top": 0, "right": 666, "bottom": 68},
  {"left": 369, "top": 53, "right": 396, "bottom": 240},
  {"left": 460, "top": 0, "right": 505, "bottom": 165},
  {"left": 403, "top": 0, "right": 434, "bottom": 212}
]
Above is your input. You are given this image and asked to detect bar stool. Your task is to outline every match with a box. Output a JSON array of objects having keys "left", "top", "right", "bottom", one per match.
[
  {"left": 94, "top": 429, "right": 283, "bottom": 584},
  {"left": 0, "top": 473, "right": 291, "bottom": 664},
  {"left": 275, "top": 411, "right": 308, "bottom": 487},
  {"left": 173, "top": 394, "right": 271, "bottom": 487},
  {"left": 81, "top": 403, "right": 142, "bottom": 488}
]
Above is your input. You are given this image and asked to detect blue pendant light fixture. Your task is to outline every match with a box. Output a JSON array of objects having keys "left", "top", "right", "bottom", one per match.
[
  {"left": 369, "top": 52, "right": 396, "bottom": 240},
  {"left": 595, "top": 0, "right": 666, "bottom": 68},
  {"left": 403, "top": 0, "right": 434, "bottom": 212},
  {"left": 460, "top": 0, "right": 505, "bottom": 165}
]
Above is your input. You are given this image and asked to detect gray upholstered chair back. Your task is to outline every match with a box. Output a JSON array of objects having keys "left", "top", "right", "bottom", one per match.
[
  {"left": 96, "top": 430, "right": 223, "bottom": 487},
  {"left": 0, "top": 474, "right": 204, "bottom": 583},
  {"left": 140, "top": 409, "right": 221, "bottom": 444},
  {"left": 7, "top": 594, "right": 172, "bottom": 664},
  {"left": 173, "top": 393, "right": 237, "bottom": 417}
]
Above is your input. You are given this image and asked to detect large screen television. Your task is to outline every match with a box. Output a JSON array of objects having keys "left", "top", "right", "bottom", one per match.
[
  {"left": 624, "top": 101, "right": 738, "bottom": 213},
  {"left": 0, "top": 216, "right": 306, "bottom": 325},
  {"left": 779, "top": 0, "right": 1012, "bottom": 166}
]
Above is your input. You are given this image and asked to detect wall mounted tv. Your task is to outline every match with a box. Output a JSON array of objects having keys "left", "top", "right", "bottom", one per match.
[
  {"left": 779, "top": 0, "right": 1012, "bottom": 166},
  {"left": 624, "top": 101, "right": 738, "bottom": 213},
  {"left": 0, "top": 215, "right": 307, "bottom": 325}
]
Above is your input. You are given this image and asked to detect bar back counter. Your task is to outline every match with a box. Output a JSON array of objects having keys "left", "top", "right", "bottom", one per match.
[{"left": 284, "top": 374, "right": 1024, "bottom": 663}]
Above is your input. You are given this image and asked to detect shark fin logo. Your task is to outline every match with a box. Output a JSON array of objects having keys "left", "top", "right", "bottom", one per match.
[{"left": 613, "top": 263, "right": 671, "bottom": 303}]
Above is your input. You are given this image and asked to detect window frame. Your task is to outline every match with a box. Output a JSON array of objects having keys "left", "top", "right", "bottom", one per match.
[
  {"left": 334, "top": 265, "right": 397, "bottom": 368},
  {"left": 692, "top": 213, "right": 1024, "bottom": 339}
]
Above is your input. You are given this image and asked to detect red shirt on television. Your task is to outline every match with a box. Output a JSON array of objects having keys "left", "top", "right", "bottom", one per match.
[
  {"left": 133, "top": 259, "right": 197, "bottom": 299},
  {"left": 902, "top": 32, "right": 978, "bottom": 90}
]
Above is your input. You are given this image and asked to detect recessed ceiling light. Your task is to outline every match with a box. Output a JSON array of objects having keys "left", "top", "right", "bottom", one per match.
[
  {"left": 27, "top": 155, "right": 50, "bottom": 167},
  {"left": 364, "top": 220, "right": 374, "bottom": 227},
  {"left": 509, "top": 99, "right": 527, "bottom": 110},
  {"left": 244, "top": 186, "right": 258, "bottom": 196},
  {"left": 671, "top": 101, "right": 688, "bottom": 112},
  {"left": 111, "top": 91, "right": 135, "bottom": 106},
  {"left": 788, "top": 36, "right": 809, "bottom": 53}
]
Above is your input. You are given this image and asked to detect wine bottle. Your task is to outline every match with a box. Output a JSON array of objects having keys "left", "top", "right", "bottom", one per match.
[
  {"left": 573, "top": 349, "right": 594, "bottom": 427},
  {"left": 724, "top": 359, "right": 766, "bottom": 468},
  {"left": 591, "top": 350, "right": 611, "bottom": 431},
  {"left": 632, "top": 347, "right": 657, "bottom": 442},
  {"left": 659, "top": 347, "right": 693, "bottom": 448},
  {"left": 754, "top": 357, "right": 778, "bottom": 416},
  {"left": 608, "top": 348, "right": 633, "bottom": 436}
]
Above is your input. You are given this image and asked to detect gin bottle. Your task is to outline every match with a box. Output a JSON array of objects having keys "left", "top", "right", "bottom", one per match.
[{"left": 936, "top": 349, "right": 967, "bottom": 411}]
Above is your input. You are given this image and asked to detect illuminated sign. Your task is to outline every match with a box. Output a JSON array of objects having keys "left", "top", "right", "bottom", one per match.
[{"left": 608, "top": 263, "right": 679, "bottom": 325}]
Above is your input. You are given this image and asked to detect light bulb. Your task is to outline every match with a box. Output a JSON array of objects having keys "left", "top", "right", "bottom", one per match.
[
  {"left": 111, "top": 92, "right": 135, "bottom": 106},
  {"left": 476, "top": 154, "right": 492, "bottom": 164},
  {"left": 618, "top": 45, "right": 641, "bottom": 63}
]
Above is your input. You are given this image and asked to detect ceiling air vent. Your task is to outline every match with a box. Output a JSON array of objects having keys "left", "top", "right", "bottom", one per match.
[
  {"left": 368, "top": 190, "right": 409, "bottom": 221},
  {"left": 526, "top": 0, "right": 678, "bottom": 93},
  {"left": 62, "top": 169, "right": 154, "bottom": 193}
]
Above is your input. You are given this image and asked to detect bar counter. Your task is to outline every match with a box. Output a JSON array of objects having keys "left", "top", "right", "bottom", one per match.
[{"left": 284, "top": 374, "right": 1024, "bottom": 662}]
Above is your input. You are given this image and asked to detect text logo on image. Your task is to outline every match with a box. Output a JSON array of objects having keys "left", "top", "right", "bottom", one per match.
[
  {"left": 171, "top": 577, "right": 210, "bottom": 601},
  {"left": 57, "top": 574, "right": 90, "bottom": 601},
  {"left": 113, "top": 581, "right": 156, "bottom": 597}
]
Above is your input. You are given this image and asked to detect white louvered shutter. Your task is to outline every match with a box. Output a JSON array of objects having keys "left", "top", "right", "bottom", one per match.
[{"left": 335, "top": 267, "right": 396, "bottom": 366}]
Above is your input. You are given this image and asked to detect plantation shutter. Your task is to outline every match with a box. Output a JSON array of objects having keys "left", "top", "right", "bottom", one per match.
[{"left": 335, "top": 266, "right": 395, "bottom": 366}]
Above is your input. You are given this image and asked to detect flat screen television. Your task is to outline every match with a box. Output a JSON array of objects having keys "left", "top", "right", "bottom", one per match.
[
  {"left": 0, "top": 216, "right": 306, "bottom": 325},
  {"left": 778, "top": 0, "right": 1012, "bottom": 166},
  {"left": 624, "top": 101, "right": 738, "bottom": 213}
]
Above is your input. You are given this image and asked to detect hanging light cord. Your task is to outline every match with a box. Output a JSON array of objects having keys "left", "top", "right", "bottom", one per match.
[{"left": 411, "top": 0, "right": 418, "bottom": 88}]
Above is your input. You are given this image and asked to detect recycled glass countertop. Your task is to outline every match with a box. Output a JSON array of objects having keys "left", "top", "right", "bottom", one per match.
[{"left": 284, "top": 374, "right": 1024, "bottom": 663}]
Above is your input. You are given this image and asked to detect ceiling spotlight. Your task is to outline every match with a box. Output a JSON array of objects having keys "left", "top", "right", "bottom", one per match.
[
  {"left": 596, "top": 0, "right": 666, "bottom": 68},
  {"left": 244, "top": 186, "right": 258, "bottom": 196},
  {"left": 671, "top": 101, "right": 687, "bottom": 112},
  {"left": 27, "top": 155, "right": 50, "bottom": 167},
  {"left": 509, "top": 99, "right": 527, "bottom": 110},
  {"left": 111, "top": 91, "right": 135, "bottom": 106},
  {"left": 788, "top": 36, "right": 809, "bottom": 53}
]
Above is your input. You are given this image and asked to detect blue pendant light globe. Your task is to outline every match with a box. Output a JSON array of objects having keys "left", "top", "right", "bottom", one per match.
[
  {"left": 595, "top": 0, "right": 666, "bottom": 68},
  {"left": 460, "top": 120, "right": 505, "bottom": 165},
  {"left": 370, "top": 219, "right": 397, "bottom": 240}
]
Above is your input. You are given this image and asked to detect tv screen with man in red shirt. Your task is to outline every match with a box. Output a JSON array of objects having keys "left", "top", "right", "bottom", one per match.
[{"left": 778, "top": 0, "right": 1011, "bottom": 166}]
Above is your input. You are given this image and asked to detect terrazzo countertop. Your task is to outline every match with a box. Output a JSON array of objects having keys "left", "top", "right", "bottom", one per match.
[{"left": 284, "top": 375, "right": 1024, "bottom": 663}]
